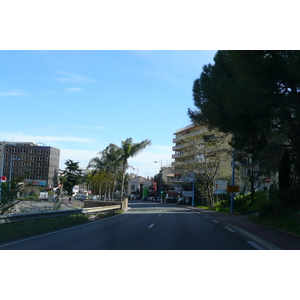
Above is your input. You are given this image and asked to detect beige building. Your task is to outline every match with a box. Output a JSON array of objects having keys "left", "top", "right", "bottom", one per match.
[
  {"left": 128, "top": 176, "right": 153, "bottom": 197},
  {"left": 171, "top": 124, "right": 232, "bottom": 185}
]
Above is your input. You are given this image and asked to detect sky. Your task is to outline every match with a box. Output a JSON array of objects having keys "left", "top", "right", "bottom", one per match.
[{"left": 0, "top": 50, "right": 217, "bottom": 177}]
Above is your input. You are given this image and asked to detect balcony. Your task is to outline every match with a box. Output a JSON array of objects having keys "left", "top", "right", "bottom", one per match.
[
  {"left": 172, "top": 153, "right": 181, "bottom": 159},
  {"left": 172, "top": 129, "right": 205, "bottom": 143},
  {"left": 172, "top": 145, "right": 184, "bottom": 151}
]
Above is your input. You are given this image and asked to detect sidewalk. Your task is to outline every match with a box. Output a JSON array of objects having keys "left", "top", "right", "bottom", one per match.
[{"left": 186, "top": 206, "right": 300, "bottom": 250}]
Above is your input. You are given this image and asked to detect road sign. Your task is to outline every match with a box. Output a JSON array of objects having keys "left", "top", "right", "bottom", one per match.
[
  {"left": 227, "top": 185, "right": 240, "bottom": 193},
  {"left": 214, "top": 180, "right": 228, "bottom": 194},
  {"left": 265, "top": 178, "right": 271, "bottom": 187},
  {"left": 1, "top": 176, "right": 6, "bottom": 182}
]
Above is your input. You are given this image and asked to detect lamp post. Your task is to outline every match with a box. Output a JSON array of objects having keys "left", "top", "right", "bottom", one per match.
[{"left": 154, "top": 160, "right": 162, "bottom": 203}]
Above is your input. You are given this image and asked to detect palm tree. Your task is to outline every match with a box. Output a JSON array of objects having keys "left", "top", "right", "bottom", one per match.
[
  {"left": 119, "top": 138, "right": 151, "bottom": 200},
  {"left": 88, "top": 144, "right": 123, "bottom": 200}
]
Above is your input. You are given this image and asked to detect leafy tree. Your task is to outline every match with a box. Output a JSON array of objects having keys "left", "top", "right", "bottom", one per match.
[
  {"left": 88, "top": 144, "right": 123, "bottom": 200},
  {"left": 63, "top": 160, "right": 81, "bottom": 196},
  {"left": 188, "top": 50, "right": 300, "bottom": 196}
]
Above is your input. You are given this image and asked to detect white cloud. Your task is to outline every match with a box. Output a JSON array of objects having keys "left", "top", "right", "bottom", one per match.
[
  {"left": 0, "top": 132, "right": 95, "bottom": 144},
  {"left": 0, "top": 90, "right": 28, "bottom": 96},
  {"left": 128, "top": 145, "right": 174, "bottom": 177},
  {"left": 56, "top": 72, "right": 94, "bottom": 83},
  {"left": 65, "top": 87, "right": 84, "bottom": 93},
  {"left": 59, "top": 149, "right": 98, "bottom": 169}
]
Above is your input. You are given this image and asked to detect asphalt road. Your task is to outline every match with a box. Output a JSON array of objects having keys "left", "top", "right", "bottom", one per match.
[{"left": 0, "top": 201, "right": 266, "bottom": 250}]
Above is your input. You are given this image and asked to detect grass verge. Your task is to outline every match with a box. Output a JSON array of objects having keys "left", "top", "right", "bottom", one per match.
[
  {"left": 0, "top": 210, "right": 125, "bottom": 245},
  {"left": 0, "top": 214, "right": 88, "bottom": 245}
]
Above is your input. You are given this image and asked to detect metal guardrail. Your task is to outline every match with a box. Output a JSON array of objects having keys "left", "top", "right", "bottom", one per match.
[{"left": 0, "top": 205, "right": 121, "bottom": 225}]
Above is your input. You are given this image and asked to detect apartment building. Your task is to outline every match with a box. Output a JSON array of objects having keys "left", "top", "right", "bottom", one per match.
[
  {"left": 0, "top": 141, "right": 60, "bottom": 188},
  {"left": 172, "top": 124, "right": 232, "bottom": 185}
]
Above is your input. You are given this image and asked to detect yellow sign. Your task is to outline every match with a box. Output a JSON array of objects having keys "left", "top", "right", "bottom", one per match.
[{"left": 227, "top": 185, "right": 240, "bottom": 193}]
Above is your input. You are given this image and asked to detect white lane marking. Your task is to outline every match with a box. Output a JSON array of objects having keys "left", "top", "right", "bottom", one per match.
[
  {"left": 204, "top": 216, "right": 209, "bottom": 219},
  {"left": 212, "top": 220, "right": 219, "bottom": 224},
  {"left": 159, "top": 215, "right": 161, "bottom": 217},
  {"left": 247, "top": 241, "right": 265, "bottom": 250},
  {"left": 224, "top": 226, "right": 236, "bottom": 232},
  {"left": 148, "top": 223, "right": 155, "bottom": 228}
]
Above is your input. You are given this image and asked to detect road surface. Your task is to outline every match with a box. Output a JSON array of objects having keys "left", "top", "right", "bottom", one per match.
[{"left": 0, "top": 201, "right": 266, "bottom": 250}]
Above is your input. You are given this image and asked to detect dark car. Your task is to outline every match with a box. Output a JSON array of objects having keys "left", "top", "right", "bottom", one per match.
[
  {"left": 166, "top": 197, "right": 177, "bottom": 203},
  {"left": 141, "top": 196, "right": 148, "bottom": 201}
]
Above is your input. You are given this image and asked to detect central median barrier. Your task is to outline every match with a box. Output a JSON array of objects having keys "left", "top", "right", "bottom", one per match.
[{"left": 84, "top": 199, "right": 128, "bottom": 210}]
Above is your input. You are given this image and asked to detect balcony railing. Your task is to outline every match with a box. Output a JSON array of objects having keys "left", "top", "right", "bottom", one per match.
[{"left": 172, "top": 129, "right": 205, "bottom": 143}]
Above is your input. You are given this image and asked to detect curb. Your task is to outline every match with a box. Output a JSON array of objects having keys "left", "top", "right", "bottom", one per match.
[
  {"left": 219, "top": 219, "right": 282, "bottom": 250},
  {"left": 186, "top": 206, "right": 282, "bottom": 250}
]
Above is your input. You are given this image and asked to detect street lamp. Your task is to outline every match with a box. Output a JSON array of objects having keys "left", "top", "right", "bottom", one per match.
[
  {"left": 154, "top": 160, "right": 162, "bottom": 203},
  {"left": 132, "top": 166, "right": 139, "bottom": 198}
]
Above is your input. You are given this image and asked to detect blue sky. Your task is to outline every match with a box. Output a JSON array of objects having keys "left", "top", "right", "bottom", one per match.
[{"left": 0, "top": 50, "right": 217, "bottom": 177}]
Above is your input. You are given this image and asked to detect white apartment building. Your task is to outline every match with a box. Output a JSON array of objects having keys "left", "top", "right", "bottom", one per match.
[{"left": 171, "top": 124, "right": 232, "bottom": 185}]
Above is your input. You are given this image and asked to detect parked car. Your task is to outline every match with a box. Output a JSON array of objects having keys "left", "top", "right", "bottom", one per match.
[{"left": 141, "top": 196, "right": 148, "bottom": 201}]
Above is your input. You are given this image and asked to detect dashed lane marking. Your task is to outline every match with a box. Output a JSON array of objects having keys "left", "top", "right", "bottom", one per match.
[
  {"left": 148, "top": 223, "right": 155, "bottom": 228},
  {"left": 224, "top": 226, "right": 236, "bottom": 232},
  {"left": 212, "top": 220, "right": 219, "bottom": 224},
  {"left": 247, "top": 241, "right": 266, "bottom": 250}
]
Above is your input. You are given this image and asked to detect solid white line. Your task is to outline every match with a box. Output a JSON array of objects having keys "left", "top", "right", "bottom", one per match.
[
  {"left": 148, "top": 223, "right": 155, "bottom": 228},
  {"left": 247, "top": 241, "right": 265, "bottom": 250},
  {"left": 212, "top": 220, "right": 219, "bottom": 224},
  {"left": 224, "top": 226, "right": 236, "bottom": 232}
]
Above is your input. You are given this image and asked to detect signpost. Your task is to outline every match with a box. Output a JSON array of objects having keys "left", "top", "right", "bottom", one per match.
[{"left": 227, "top": 185, "right": 240, "bottom": 193}]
